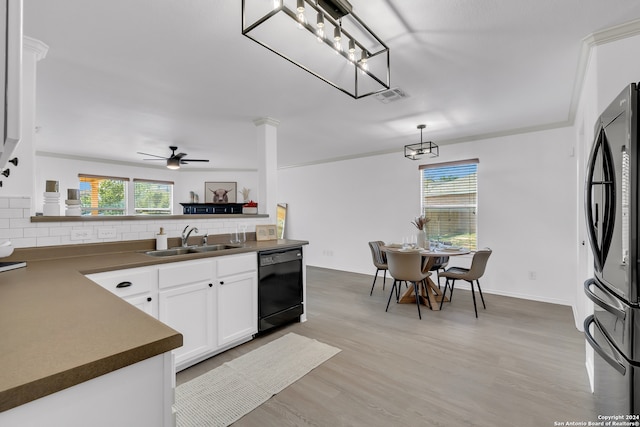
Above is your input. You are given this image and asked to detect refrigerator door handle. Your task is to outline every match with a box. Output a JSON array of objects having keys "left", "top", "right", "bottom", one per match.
[
  {"left": 584, "top": 315, "right": 626, "bottom": 375},
  {"left": 584, "top": 126, "right": 617, "bottom": 272},
  {"left": 584, "top": 278, "right": 626, "bottom": 320}
]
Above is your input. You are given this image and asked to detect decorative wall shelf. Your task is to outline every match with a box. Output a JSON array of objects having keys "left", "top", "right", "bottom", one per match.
[
  {"left": 30, "top": 213, "right": 268, "bottom": 223},
  {"left": 180, "top": 203, "right": 247, "bottom": 215}
]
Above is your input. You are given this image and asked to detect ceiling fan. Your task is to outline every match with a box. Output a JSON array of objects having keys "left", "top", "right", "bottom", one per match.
[{"left": 137, "top": 146, "right": 210, "bottom": 170}]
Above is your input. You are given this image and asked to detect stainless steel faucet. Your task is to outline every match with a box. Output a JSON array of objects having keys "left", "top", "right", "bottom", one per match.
[{"left": 182, "top": 225, "right": 199, "bottom": 247}]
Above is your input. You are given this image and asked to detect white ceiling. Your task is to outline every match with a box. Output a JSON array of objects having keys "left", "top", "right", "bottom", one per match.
[{"left": 23, "top": 0, "right": 640, "bottom": 170}]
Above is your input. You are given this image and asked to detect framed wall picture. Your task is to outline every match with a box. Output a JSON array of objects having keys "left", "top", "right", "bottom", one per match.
[
  {"left": 256, "top": 224, "right": 278, "bottom": 241},
  {"left": 205, "top": 182, "right": 237, "bottom": 203},
  {"left": 277, "top": 203, "right": 287, "bottom": 239}
]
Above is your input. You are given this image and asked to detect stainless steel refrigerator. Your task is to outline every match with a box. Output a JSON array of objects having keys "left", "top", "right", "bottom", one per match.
[{"left": 584, "top": 82, "right": 640, "bottom": 415}]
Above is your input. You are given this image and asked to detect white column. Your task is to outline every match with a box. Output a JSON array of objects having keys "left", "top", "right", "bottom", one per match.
[{"left": 254, "top": 117, "right": 279, "bottom": 222}]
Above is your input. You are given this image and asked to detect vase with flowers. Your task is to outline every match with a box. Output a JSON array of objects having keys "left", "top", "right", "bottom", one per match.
[{"left": 411, "top": 215, "right": 430, "bottom": 249}]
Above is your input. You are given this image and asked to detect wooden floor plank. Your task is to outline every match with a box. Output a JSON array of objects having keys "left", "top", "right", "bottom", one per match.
[{"left": 177, "top": 267, "right": 596, "bottom": 426}]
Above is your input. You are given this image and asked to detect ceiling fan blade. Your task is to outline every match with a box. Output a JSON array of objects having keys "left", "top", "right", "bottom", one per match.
[
  {"left": 173, "top": 152, "right": 188, "bottom": 160},
  {"left": 137, "top": 151, "right": 167, "bottom": 159},
  {"left": 181, "top": 158, "right": 209, "bottom": 163},
  {"left": 143, "top": 158, "right": 167, "bottom": 161}
]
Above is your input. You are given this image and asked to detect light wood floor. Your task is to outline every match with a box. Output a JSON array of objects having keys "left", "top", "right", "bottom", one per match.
[{"left": 177, "top": 267, "right": 596, "bottom": 426}]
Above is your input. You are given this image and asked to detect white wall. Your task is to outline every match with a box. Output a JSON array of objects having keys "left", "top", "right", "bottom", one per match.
[{"left": 279, "top": 125, "right": 578, "bottom": 307}]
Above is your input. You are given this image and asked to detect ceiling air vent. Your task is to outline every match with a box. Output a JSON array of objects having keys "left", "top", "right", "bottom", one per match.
[{"left": 374, "top": 87, "right": 408, "bottom": 104}]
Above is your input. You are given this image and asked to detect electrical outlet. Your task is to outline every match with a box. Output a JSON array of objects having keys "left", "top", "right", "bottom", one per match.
[
  {"left": 71, "top": 229, "right": 92, "bottom": 240},
  {"left": 528, "top": 271, "right": 537, "bottom": 280},
  {"left": 98, "top": 228, "right": 117, "bottom": 239}
]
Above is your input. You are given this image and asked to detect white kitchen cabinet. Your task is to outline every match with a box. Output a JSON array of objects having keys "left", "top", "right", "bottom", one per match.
[
  {"left": 158, "top": 259, "right": 216, "bottom": 370},
  {"left": 86, "top": 266, "right": 158, "bottom": 318},
  {"left": 123, "top": 293, "right": 155, "bottom": 317},
  {"left": 0, "top": 353, "right": 175, "bottom": 427},
  {"left": 216, "top": 253, "right": 257, "bottom": 346},
  {"left": 86, "top": 252, "right": 259, "bottom": 371}
]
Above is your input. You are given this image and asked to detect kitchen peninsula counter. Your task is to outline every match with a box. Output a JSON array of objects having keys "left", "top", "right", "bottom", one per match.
[{"left": 0, "top": 238, "right": 308, "bottom": 413}]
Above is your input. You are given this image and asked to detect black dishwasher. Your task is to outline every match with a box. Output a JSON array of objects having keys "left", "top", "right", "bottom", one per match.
[{"left": 258, "top": 247, "right": 304, "bottom": 333}]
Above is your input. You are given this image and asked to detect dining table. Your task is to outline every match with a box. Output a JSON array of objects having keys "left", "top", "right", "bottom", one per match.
[{"left": 382, "top": 245, "right": 471, "bottom": 310}]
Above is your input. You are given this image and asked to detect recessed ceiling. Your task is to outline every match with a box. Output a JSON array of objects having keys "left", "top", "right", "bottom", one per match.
[{"left": 23, "top": 0, "right": 640, "bottom": 169}]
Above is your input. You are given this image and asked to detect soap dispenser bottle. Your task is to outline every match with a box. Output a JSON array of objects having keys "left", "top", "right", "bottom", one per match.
[{"left": 156, "top": 227, "right": 168, "bottom": 250}]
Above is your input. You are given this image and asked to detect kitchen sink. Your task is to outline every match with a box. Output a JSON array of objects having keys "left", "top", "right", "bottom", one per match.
[
  {"left": 144, "top": 244, "right": 242, "bottom": 257},
  {"left": 144, "top": 247, "right": 193, "bottom": 257},
  {"left": 189, "top": 244, "right": 242, "bottom": 253}
]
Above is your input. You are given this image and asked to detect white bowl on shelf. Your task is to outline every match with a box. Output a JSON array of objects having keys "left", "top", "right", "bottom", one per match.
[{"left": 0, "top": 240, "right": 14, "bottom": 258}]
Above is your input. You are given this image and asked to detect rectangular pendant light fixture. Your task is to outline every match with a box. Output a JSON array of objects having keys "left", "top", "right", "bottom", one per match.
[
  {"left": 242, "top": 0, "right": 390, "bottom": 99},
  {"left": 405, "top": 125, "right": 439, "bottom": 160}
]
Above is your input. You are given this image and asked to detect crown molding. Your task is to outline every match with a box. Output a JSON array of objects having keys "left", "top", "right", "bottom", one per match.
[
  {"left": 253, "top": 117, "right": 280, "bottom": 127},
  {"left": 279, "top": 121, "right": 570, "bottom": 169},
  {"left": 23, "top": 36, "right": 49, "bottom": 61},
  {"left": 568, "top": 18, "right": 640, "bottom": 123}
]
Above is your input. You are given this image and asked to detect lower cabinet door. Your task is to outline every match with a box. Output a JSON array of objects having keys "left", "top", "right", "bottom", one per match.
[
  {"left": 123, "top": 293, "right": 157, "bottom": 318},
  {"left": 217, "top": 271, "right": 257, "bottom": 346},
  {"left": 159, "top": 281, "right": 215, "bottom": 368}
]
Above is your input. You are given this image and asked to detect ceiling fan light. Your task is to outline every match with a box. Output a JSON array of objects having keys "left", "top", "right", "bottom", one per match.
[{"left": 167, "top": 158, "right": 181, "bottom": 169}]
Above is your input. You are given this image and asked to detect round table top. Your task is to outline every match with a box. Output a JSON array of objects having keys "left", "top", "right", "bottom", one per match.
[{"left": 382, "top": 245, "right": 470, "bottom": 257}]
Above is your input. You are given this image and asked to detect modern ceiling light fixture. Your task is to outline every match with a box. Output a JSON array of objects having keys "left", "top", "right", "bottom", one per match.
[
  {"left": 242, "top": 0, "right": 390, "bottom": 99},
  {"left": 405, "top": 125, "right": 439, "bottom": 160}
]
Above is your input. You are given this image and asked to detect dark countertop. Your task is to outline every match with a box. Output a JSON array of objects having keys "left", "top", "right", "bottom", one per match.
[{"left": 0, "top": 238, "right": 308, "bottom": 413}]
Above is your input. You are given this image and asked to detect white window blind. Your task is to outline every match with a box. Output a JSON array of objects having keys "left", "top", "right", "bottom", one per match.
[
  {"left": 134, "top": 179, "right": 173, "bottom": 215},
  {"left": 420, "top": 159, "right": 478, "bottom": 249},
  {"left": 79, "top": 174, "right": 128, "bottom": 216}
]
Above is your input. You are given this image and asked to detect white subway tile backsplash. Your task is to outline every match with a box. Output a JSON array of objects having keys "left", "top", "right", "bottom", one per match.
[
  {"left": 0, "top": 208, "right": 25, "bottom": 219},
  {"left": 9, "top": 198, "right": 30, "bottom": 209},
  {"left": 12, "top": 237, "right": 37, "bottom": 248},
  {"left": 0, "top": 196, "right": 272, "bottom": 249},
  {"left": 10, "top": 218, "right": 31, "bottom": 229},
  {"left": 23, "top": 227, "right": 49, "bottom": 238},
  {"left": 50, "top": 227, "right": 72, "bottom": 237},
  {"left": 130, "top": 224, "right": 148, "bottom": 233},
  {"left": 36, "top": 236, "right": 62, "bottom": 247},
  {"left": 121, "top": 232, "right": 140, "bottom": 240}
]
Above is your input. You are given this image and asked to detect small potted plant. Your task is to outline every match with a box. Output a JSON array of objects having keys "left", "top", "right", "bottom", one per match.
[{"left": 242, "top": 200, "right": 258, "bottom": 215}]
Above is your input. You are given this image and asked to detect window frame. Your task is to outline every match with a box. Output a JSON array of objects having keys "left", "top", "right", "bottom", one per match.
[
  {"left": 78, "top": 175, "right": 174, "bottom": 216},
  {"left": 419, "top": 159, "right": 479, "bottom": 250},
  {"left": 133, "top": 178, "right": 174, "bottom": 216},
  {"left": 78, "top": 174, "right": 129, "bottom": 216}
]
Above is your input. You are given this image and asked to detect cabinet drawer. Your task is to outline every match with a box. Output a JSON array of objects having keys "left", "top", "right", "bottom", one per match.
[
  {"left": 159, "top": 259, "right": 214, "bottom": 289},
  {"left": 217, "top": 253, "right": 257, "bottom": 278},
  {"left": 87, "top": 267, "right": 155, "bottom": 298}
]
